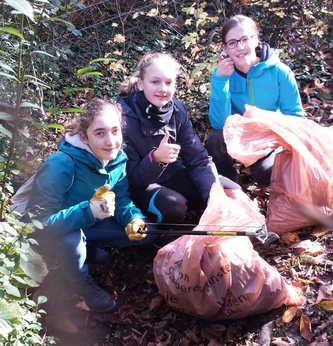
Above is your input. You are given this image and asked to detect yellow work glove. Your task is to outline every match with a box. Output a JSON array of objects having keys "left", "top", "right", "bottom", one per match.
[
  {"left": 89, "top": 184, "right": 115, "bottom": 220},
  {"left": 125, "top": 218, "right": 147, "bottom": 241}
]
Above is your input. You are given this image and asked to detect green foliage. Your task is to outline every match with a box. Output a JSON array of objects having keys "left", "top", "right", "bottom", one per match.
[{"left": 0, "top": 216, "right": 53, "bottom": 345}]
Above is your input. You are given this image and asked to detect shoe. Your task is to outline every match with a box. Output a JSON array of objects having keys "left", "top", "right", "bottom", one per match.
[
  {"left": 152, "top": 235, "right": 179, "bottom": 249},
  {"left": 86, "top": 245, "right": 109, "bottom": 264},
  {"left": 74, "top": 276, "right": 116, "bottom": 313}
]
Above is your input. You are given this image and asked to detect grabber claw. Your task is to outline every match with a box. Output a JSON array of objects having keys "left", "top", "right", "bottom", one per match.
[{"left": 140, "top": 224, "right": 280, "bottom": 246}]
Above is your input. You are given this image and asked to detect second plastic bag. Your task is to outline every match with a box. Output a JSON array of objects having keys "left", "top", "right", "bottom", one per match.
[{"left": 223, "top": 106, "right": 333, "bottom": 234}]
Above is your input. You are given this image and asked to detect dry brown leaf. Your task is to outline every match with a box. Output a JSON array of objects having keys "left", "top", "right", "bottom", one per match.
[
  {"left": 149, "top": 295, "right": 164, "bottom": 311},
  {"left": 23, "top": 160, "right": 40, "bottom": 174},
  {"left": 45, "top": 314, "right": 78, "bottom": 333},
  {"left": 296, "top": 279, "right": 314, "bottom": 286},
  {"left": 315, "top": 284, "right": 333, "bottom": 303},
  {"left": 291, "top": 240, "right": 323, "bottom": 256},
  {"left": 271, "top": 336, "right": 293, "bottom": 345},
  {"left": 281, "top": 306, "right": 297, "bottom": 323},
  {"left": 310, "top": 226, "right": 330, "bottom": 237},
  {"left": 75, "top": 300, "right": 90, "bottom": 311},
  {"left": 280, "top": 232, "right": 301, "bottom": 245},
  {"left": 300, "top": 314, "right": 312, "bottom": 342},
  {"left": 318, "top": 300, "right": 333, "bottom": 311}
]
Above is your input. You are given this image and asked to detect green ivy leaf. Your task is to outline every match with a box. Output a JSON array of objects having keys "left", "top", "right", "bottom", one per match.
[
  {"left": 3, "top": 284, "right": 21, "bottom": 297},
  {"left": 20, "top": 245, "right": 48, "bottom": 283}
]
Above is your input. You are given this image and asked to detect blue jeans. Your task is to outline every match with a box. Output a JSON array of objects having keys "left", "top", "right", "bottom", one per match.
[{"left": 36, "top": 217, "right": 157, "bottom": 283}]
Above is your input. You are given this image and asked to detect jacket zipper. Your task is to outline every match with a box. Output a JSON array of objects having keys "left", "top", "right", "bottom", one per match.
[{"left": 248, "top": 78, "right": 254, "bottom": 105}]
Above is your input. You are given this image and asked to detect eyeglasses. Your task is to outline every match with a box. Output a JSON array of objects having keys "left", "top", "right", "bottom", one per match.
[{"left": 224, "top": 35, "right": 255, "bottom": 49}]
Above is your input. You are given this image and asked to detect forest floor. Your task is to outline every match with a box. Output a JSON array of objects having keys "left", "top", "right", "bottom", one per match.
[{"left": 34, "top": 97, "right": 333, "bottom": 346}]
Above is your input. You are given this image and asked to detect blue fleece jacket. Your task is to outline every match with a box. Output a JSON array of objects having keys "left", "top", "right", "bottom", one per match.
[
  {"left": 26, "top": 136, "right": 144, "bottom": 237},
  {"left": 209, "top": 49, "right": 304, "bottom": 130}
]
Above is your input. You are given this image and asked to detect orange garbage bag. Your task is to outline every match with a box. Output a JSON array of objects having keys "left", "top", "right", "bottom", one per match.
[
  {"left": 223, "top": 106, "right": 333, "bottom": 234},
  {"left": 153, "top": 182, "right": 302, "bottom": 320}
]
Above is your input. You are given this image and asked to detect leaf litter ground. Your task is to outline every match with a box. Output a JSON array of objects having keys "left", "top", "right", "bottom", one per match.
[{"left": 34, "top": 98, "right": 333, "bottom": 346}]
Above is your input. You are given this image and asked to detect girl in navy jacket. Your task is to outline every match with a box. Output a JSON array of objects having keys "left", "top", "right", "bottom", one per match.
[{"left": 117, "top": 52, "right": 238, "bottom": 224}]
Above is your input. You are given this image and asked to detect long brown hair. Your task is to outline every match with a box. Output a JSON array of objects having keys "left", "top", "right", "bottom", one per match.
[{"left": 64, "top": 98, "right": 124, "bottom": 138}]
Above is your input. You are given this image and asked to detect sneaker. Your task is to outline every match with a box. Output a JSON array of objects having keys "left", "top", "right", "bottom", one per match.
[
  {"left": 74, "top": 276, "right": 116, "bottom": 313},
  {"left": 85, "top": 245, "right": 109, "bottom": 264}
]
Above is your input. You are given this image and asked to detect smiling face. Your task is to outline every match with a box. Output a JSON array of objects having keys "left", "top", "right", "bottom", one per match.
[
  {"left": 137, "top": 58, "right": 177, "bottom": 109},
  {"left": 224, "top": 25, "right": 259, "bottom": 74},
  {"left": 79, "top": 110, "right": 123, "bottom": 165}
]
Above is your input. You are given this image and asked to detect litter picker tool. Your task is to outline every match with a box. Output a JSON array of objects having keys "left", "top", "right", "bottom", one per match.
[{"left": 140, "top": 224, "right": 279, "bottom": 245}]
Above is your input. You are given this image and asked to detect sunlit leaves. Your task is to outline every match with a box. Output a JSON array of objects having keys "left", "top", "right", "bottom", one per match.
[
  {"left": 0, "top": 27, "right": 24, "bottom": 40},
  {"left": 77, "top": 67, "right": 103, "bottom": 77},
  {"left": 114, "top": 34, "right": 126, "bottom": 43},
  {"left": 4, "top": 0, "right": 34, "bottom": 21}
]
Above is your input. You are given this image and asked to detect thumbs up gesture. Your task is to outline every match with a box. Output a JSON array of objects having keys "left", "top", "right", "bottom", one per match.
[
  {"left": 153, "top": 131, "right": 181, "bottom": 165},
  {"left": 89, "top": 184, "right": 115, "bottom": 220}
]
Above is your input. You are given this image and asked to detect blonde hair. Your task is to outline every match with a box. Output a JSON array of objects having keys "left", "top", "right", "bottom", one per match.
[
  {"left": 65, "top": 98, "right": 124, "bottom": 138},
  {"left": 118, "top": 52, "right": 181, "bottom": 97}
]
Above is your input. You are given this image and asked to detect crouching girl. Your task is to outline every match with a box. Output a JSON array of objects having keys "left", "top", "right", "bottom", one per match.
[{"left": 26, "top": 98, "right": 155, "bottom": 313}]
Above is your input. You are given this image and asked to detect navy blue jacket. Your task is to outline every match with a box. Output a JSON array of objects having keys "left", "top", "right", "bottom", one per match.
[{"left": 117, "top": 93, "right": 219, "bottom": 202}]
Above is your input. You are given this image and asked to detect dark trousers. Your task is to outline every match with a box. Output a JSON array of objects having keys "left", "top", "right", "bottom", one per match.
[
  {"left": 205, "top": 129, "right": 280, "bottom": 187},
  {"left": 131, "top": 168, "right": 206, "bottom": 224}
]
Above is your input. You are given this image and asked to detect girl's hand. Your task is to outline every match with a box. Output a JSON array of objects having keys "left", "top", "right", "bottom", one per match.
[
  {"left": 125, "top": 218, "right": 147, "bottom": 241},
  {"left": 153, "top": 131, "right": 181, "bottom": 164},
  {"left": 215, "top": 53, "right": 234, "bottom": 76},
  {"left": 90, "top": 184, "right": 115, "bottom": 219}
]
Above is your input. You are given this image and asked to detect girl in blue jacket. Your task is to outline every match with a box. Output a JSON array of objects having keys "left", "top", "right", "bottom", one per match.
[
  {"left": 205, "top": 15, "right": 304, "bottom": 185},
  {"left": 117, "top": 52, "right": 239, "bottom": 226},
  {"left": 26, "top": 98, "right": 155, "bottom": 313}
]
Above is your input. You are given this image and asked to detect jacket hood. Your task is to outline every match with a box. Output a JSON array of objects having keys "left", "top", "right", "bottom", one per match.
[
  {"left": 259, "top": 42, "right": 274, "bottom": 62},
  {"left": 59, "top": 135, "right": 127, "bottom": 173},
  {"left": 247, "top": 48, "right": 280, "bottom": 79}
]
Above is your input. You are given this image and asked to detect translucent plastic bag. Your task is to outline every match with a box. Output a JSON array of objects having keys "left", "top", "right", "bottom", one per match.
[
  {"left": 224, "top": 106, "right": 333, "bottom": 233},
  {"left": 153, "top": 182, "right": 302, "bottom": 320}
]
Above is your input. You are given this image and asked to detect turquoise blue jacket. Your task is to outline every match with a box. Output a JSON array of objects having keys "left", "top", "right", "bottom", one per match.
[
  {"left": 209, "top": 50, "right": 304, "bottom": 130},
  {"left": 26, "top": 136, "right": 144, "bottom": 237}
]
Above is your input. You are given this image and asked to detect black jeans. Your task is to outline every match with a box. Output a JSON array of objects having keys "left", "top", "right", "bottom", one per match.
[
  {"left": 205, "top": 129, "right": 280, "bottom": 187},
  {"left": 131, "top": 168, "right": 206, "bottom": 224}
]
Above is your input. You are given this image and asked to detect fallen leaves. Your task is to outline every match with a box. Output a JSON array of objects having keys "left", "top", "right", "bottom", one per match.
[{"left": 300, "top": 314, "right": 312, "bottom": 341}]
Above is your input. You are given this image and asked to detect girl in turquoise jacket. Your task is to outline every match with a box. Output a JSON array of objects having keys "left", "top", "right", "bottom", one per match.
[
  {"left": 26, "top": 98, "right": 155, "bottom": 313},
  {"left": 205, "top": 15, "right": 304, "bottom": 185}
]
